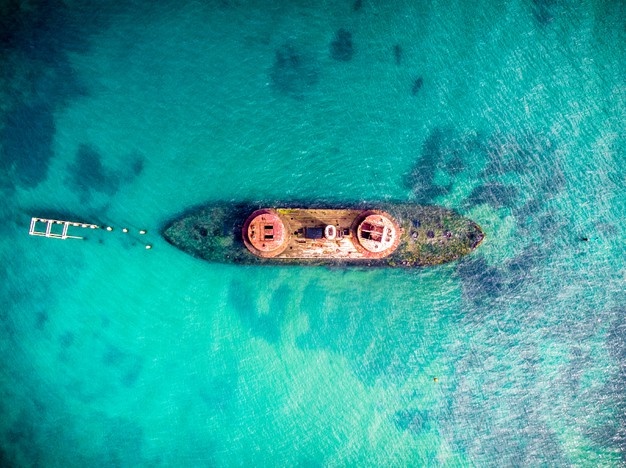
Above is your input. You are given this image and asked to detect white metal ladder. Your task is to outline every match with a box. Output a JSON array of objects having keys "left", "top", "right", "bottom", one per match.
[{"left": 28, "top": 217, "right": 99, "bottom": 240}]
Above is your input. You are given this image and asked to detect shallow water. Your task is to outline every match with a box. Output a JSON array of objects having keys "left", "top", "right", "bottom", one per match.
[{"left": 1, "top": 0, "right": 625, "bottom": 465}]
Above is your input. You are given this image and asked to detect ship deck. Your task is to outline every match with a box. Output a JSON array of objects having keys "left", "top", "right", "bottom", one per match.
[{"left": 266, "top": 208, "right": 389, "bottom": 259}]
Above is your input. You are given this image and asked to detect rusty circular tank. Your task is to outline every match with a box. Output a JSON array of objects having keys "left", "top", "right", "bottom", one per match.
[
  {"left": 353, "top": 211, "right": 401, "bottom": 258},
  {"left": 242, "top": 209, "right": 290, "bottom": 257}
]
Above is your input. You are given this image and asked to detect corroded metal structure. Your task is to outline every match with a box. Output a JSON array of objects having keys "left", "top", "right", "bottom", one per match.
[{"left": 240, "top": 208, "right": 403, "bottom": 260}]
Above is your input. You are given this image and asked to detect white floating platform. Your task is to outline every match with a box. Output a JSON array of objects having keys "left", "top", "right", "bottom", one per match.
[{"left": 29, "top": 217, "right": 99, "bottom": 240}]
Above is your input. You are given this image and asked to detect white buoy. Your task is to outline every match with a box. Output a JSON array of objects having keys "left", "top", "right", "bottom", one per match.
[
  {"left": 139, "top": 229, "right": 147, "bottom": 235},
  {"left": 145, "top": 244, "right": 152, "bottom": 250},
  {"left": 106, "top": 226, "right": 113, "bottom": 232},
  {"left": 122, "top": 228, "right": 128, "bottom": 233}
]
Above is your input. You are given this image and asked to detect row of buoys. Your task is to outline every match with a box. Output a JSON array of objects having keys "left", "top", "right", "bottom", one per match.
[
  {"left": 102, "top": 226, "right": 152, "bottom": 250},
  {"left": 104, "top": 226, "right": 147, "bottom": 234}
]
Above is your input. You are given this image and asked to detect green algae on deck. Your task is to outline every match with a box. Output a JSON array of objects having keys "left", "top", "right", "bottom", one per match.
[{"left": 162, "top": 202, "right": 484, "bottom": 267}]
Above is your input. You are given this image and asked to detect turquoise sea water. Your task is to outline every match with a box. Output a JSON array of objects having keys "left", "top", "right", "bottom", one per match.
[{"left": 1, "top": 0, "right": 625, "bottom": 465}]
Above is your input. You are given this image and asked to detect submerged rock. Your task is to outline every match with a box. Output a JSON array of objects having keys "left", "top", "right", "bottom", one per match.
[
  {"left": 394, "top": 408, "right": 431, "bottom": 433},
  {"left": 411, "top": 76, "right": 423, "bottom": 95},
  {"left": 270, "top": 42, "right": 319, "bottom": 99},
  {"left": 532, "top": 0, "right": 556, "bottom": 26},
  {"left": 465, "top": 182, "right": 519, "bottom": 209},
  {"left": 393, "top": 44, "right": 402, "bottom": 65},
  {"left": 330, "top": 29, "right": 354, "bottom": 62}
]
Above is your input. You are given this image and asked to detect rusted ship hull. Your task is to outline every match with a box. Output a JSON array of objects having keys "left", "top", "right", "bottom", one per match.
[{"left": 162, "top": 202, "right": 484, "bottom": 267}]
